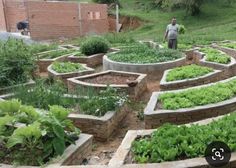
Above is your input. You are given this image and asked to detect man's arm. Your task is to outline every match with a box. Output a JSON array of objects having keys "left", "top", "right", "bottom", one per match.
[{"left": 164, "top": 25, "right": 169, "bottom": 42}]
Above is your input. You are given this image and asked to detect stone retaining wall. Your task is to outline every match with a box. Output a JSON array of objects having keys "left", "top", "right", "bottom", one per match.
[
  {"left": 109, "top": 115, "right": 236, "bottom": 168},
  {"left": 160, "top": 69, "right": 222, "bottom": 90},
  {"left": 67, "top": 70, "right": 147, "bottom": 99},
  {"left": 48, "top": 64, "right": 94, "bottom": 86},
  {"left": 68, "top": 104, "right": 129, "bottom": 141},
  {"left": 103, "top": 54, "right": 186, "bottom": 80},
  {"left": 145, "top": 76, "right": 236, "bottom": 129}
]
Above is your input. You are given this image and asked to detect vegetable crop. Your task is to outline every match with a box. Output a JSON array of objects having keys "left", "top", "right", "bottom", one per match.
[
  {"left": 159, "top": 78, "right": 236, "bottom": 110},
  {"left": 166, "top": 64, "right": 214, "bottom": 82},
  {"left": 38, "top": 49, "right": 77, "bottom": 59},
  {"left": 108, "top": 44, "right": 184, "bottom": 64},
  {"left": 131, "top": 112, "right": 236, "bottom": 163},
  {"left": 51, "top": 62, "right": 86, "bottom": 73},
  {"left": 199, "top": 47, "right": 231, "bottom": 64},
  {"left": 220, "top": 42, "right": 236, "bottom": 50}
]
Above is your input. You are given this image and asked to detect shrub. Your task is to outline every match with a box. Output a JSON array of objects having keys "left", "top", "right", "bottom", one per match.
[
  {"left": 166, "top": 64, "right": 213, "bottom": 82},
  {"left": 0, "top": 99, "right": 80, "bottom": 166},
  {"left": 77, "top": 87, "right": 128, "bottom": 117},
  {"left": 51, "top": 62, "right": 86, "bottom": 73},
  {"left": 199, "top": 47, "right": 231, "bottom": 64},
  {"left": 14, "top": 79, "right": 79, "bottom": 110},
  {"left": 159, "top": 78, "right": 236, "bottom": 110},
  {"left": 0, "top": 39, "right": 35, "bottom": 88},
  {"left": 108, "top": 43, "right": 183, "bottom": 64},
  {"left": 131, "top": 112, "right": 236, "bottom": 163},
  {"left": 80, "top": 36, "right": 110, "bottom": 56}
]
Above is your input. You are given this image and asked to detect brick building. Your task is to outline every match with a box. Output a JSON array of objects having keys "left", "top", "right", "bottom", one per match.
[{"left": 0, "top": 0, "right": 109, "bottom": 40}]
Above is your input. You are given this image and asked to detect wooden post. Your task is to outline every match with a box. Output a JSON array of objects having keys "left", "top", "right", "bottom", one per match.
[{"left": 116, "top": 4, "right": 119, "bottom": 33}]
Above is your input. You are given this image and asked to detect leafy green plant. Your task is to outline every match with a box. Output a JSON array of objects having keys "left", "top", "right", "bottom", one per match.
[
  {"left": 199, "top": 47, "right": 231, "bottom": 64},
  {"left": 108, "top": 43, "right": 183, "bottom": 64},
  {"left": 38, "top": 49, "right": 77, "bottom": 59},
  {"left": 178, "top": 24, "right": 186, "bottom": 34},
  {"left": 0, "top": 99, "right": 80, "bottom": 166},
  {"left": 80, "top": 36, "right": 110, "bottom": 56},
  {"left": 220, "top": 42, "right": 236, "bottom": 50},
  {"left": 131, "top": 112, "right": 236, "bottom": 163},
  {"left": 166, "top": 64, "right": 213, "bottom": 82},
  {"left": 51, "top": 62, "right": 86, "bottom": 73},
  {"left": 0, "top": 38, "right": 35, "bottom": 88},
  {"left": 14, "top": 79, "right": 79, "bottom": 110},
  {"left": 77, "top": 87, "right": 128, "bottom": 117},
  {"left": 30, "top": 43, "right": 58, "bottom": 54},
  {"left": 159, "top": 78, "right": 236, "bottom": 110}
]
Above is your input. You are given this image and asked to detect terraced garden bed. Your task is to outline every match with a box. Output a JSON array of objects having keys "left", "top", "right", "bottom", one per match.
[
  {"left": 145, "top": 76, "right": 236, "bottom": 128},
  {"left": 160, "top": 64, "right": 222, "bottom": 90},
  {"left": 104, "top": 44, "right": 186, "bottom": 79},
  {"left": 212, "top": 41, "right": 236, "bottom": 58},
  {"left": 36, "top": 49, "right": 78, "bottom": 72},
  {"left": 48, "top": 62, "right": 94, "bottom": 86},
  {"left": 109, "top": 114, "right": 236, "bottom": 168},
  {"left": 67, "top": 70, "right": 147, "bottom": 99}
]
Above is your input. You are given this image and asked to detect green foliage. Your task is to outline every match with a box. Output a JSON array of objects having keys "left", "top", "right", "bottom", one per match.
[
  {"left": 80, "top": 36, "right": 110, "bottom": 56},
  {"left": 51, "top": 62, "right": 86, "bottom": 73},
  {"left": 166, "top": 64, "right": 213, "bottom": 82},
  {"left": 92, "top": 0, "right": 117, "bottom": 4},
  {"left": 178, "top": 24, "right": 186, "bottom": 34},
  {"left": 108, "top": 43, "right": 183, "bottom": 64},
  {"left": 0, "top": 39, "right": 35, "bottom": 88},
  {"left": 38, "top": 49, "right": 77, "bottom": 59},
  {"left": 104, "top": 33, "right": 136, "bottom": 47},
  {"left": 159, "top": 78, "right": 236, "bottom": 110},
  {"left": 78, "top": 87, "right": 128, "bottom": 117},
  {"left": 0, "top": 99, "right": 80, "bottom": 166},
  {"left": 131, "top": 112, "right": 236, "bottom": 163},
  {"left": 199, "top": 47, "right": 231, "bottom": 64},
  {"left": 14, "top": 79, "right": 79, "bottom": 110},
  {"left": 30, "top": 44, "right": 57, "bottom": 54},
  {"left": 220, "top": 42, "right": 236, "bottom": 50}
]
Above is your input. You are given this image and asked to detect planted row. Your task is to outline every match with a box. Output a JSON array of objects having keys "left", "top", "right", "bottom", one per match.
[
  {"left": 107, "top": 43, "right": 184, "bottom": 64},
  {"left": 199, "top": 47, "right": 231, "bottom": 64},
  {"left": 166, "top": 64, "right": 213, "bottom": 82},
  {"left": 220, "top": 42, "right": 236, "bottom": 50},
  {"left": 131, "top": 112, "right": 236, "bottom": 163},
  {"left": 159, "top": 78, "right": 236, "bottom": 110},
  {"left": 0, "top": 99, "right": 80, "bottom": 166},
  {"left": 51, "top": 62, "right": 86, "bottom": 73}
]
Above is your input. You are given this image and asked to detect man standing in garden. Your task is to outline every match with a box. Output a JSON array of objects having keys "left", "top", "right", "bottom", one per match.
[{"left": 164, "top": 17, "right": 179, "bottom": 49}]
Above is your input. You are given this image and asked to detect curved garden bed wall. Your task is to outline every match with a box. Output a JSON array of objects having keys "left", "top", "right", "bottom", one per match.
[
  {"left": 67, "top": 70, "right": 147, "bottom": 99},
  {"left": 103, "top": 54, "right": 186, "bottom": 80},
  {"left": 160, "top": 69, "right": 222, "bottom": 91},
  {"left": 36, "top": 50, "right": 70, "bottom": 73},
  {"left": 109, "top": 115, "right": 236, "bottom": 168},
  {"left": 68, "top": 103, "right": 129, "bottom": 141},
  {"left": 0, "top": 133, "right": 93, "bottom": 167},
  {"left": 145, "top": 76, "right": 236, "bottom": 129},
  {"left": 47, "top": 64, "right": 95, "bottom": 86},
  {"left": 211, "top": 42, "right": 236, "bottom": 58}
]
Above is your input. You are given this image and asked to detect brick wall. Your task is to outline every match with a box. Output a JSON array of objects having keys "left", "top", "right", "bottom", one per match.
[
  {"left": 0, "top": 0, "right": 6, "bottom": 31},
  {"left": 27, "top": 1, "right": 109, "bottom": 40},
  {"left": 2, "top": 0, "right": 28, "bottom": 32}
]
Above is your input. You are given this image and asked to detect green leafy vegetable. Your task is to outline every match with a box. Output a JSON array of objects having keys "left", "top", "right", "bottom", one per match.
[{"left": 51, "top": 62, "right": 86, "bottom": 73}]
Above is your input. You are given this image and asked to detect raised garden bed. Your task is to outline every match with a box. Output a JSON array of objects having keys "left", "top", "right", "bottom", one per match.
[
  {"left": 68, "top": 103, "right": 129, "bottom": 141},
  {"left": 212, "top": 41, "right": 236, "bottom": 58},
  {"left": 145, "top": 76, "right": 236, "bottom": 129},
  {"left": 109, "top": 114, "right": 236, "bottom": 168},
  {"left": 59, "top": 44, "right": 80, "bottom": 50},
  {"left": 0, "top": 79, "right": 35, "bottom": 95},
  {"left": 196, "top": 47, "right": 236, "bottom": 70},
  {"left": 67, "top": 70, "right": 147, "bottom": 99},
  {"left": 104, "top": 48, "right": 186, "bottom": 80},
  {"left": 160, "top": 65, "right": 222, "bottom": 90},
  {"left": 36, "top": 49, "right": 77, "bottom": 72},
  {"left": 48, "top": 62, "right": 94, "bottom": 86}
]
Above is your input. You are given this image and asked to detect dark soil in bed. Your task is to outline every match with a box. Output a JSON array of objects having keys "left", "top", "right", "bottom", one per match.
[{"left": 80, "top": 74, "right": 138, "bottom": 85}]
